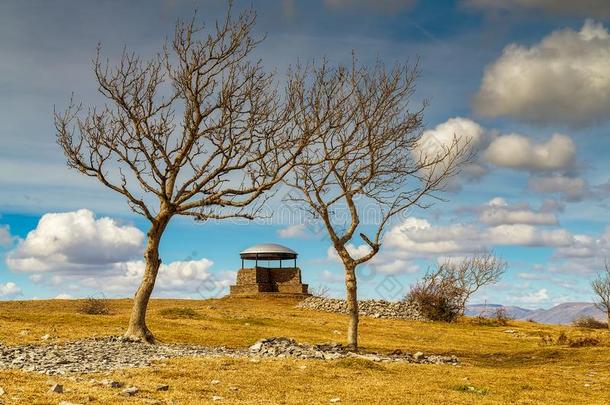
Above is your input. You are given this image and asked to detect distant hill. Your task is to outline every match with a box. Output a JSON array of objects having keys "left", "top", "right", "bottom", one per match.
[{"left": 466, "top": 302, "right": 606, "bottom": 325}]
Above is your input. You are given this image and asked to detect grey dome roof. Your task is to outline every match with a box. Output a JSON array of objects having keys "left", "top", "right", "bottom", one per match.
[{"left": 240, "top": 243, "right": 297, "bottom": 260}]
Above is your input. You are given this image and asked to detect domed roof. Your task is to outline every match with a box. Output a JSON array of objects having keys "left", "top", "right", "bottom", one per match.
[{"left": 240, "top": 243, "right": 297, "bottom": 260}]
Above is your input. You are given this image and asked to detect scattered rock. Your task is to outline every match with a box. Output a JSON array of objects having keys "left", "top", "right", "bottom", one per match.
[
  {"left": 100, "top": 379, "right": 123, "bottom": 388},
  {"left": 211, "top": 380, "right": 220, "bottom": 385},
  {"left": 297, "top": 297, "right": 425, "bottom": 321},
  {"left": 19, "top": 330, "right": 29, "bottom": 336},
  {"left": 212, "top": 395, "right": 223, "bottom": 401},
  {"left": 121, "top": 387, "right": 139, "bottom": 396},
  {"left": 330, "top": 397, "right": 341, "bottom": 403},
  {"left": 504, "top": 329, "right": 516, "bottom": 334},
  {"left": 249, "top": 337, "right": 459, "bottom": 365},
  {"left": 49, "top": 384, "right": 63, "bottom": 393},
  {"left": 0, "top": 386, "right": 4, "bottom": 396},
  {"left": 0, "top": 335, "right": 458, "bottom": 376},
  {"left": 156, "top": 384, "right": 169, "bottom": 391},
  {"left": 0, "top": 337, "right": 246, "bottom": 375},
  {"left": 41, "top": 334, "right": 51, "bottom": 341}
]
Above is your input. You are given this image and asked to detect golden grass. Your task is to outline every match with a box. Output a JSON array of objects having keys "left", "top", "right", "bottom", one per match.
[{"left": 0, "top": 296, "right": 609, "bottom": 404}]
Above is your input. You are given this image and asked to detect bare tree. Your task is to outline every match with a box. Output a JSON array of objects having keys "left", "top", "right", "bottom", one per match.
[
  {"left": 54, "top": 5, "right": 308, "bottom": 342},
  {"left": 283, "top": 58, "right": 471, "bottom": 350},
  {"left": 431, "top": 252, "right": 507, "bottom": 315},
  {"left": 592, "top": 259, "right": 610, "bottom": 330}
]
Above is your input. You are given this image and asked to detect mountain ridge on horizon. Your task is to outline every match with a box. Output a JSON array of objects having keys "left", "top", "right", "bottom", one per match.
[{"left": 466, "top": 302, "right": 606, "bottom": 325}]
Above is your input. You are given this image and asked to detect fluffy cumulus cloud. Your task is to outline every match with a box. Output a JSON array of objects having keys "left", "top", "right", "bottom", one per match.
[
  {"left": 474, "top": 20, "right": 610, "bottom": 127},
  {"left": 7, "top": 209, "right": 144, "bottom": 273},
  {"left": 528, "top": 175, "right": 589, "bottom": 202},
  {"left": 5, "top": 209, "right": 223, "bottom": 297},
  {"left": 479, "top": 198, "right": 559, "bottom": 226},
  {"left": 419, "top": 117, "right": 579, "bottom": 189},
  {"left": 383, "top": 212, "right": 575, "bottom": 259},
  {"left": 485, "top": 134, "right": 575, "bottom": 171},
  {"left": 0, "top": 282, "right": 22, "bottom": 298},
  {"left": 416, "top": 117, "right": 489, "bottom": 186},
  {"left": 463, "top": 0, "right": 610, "bottom": 18}
]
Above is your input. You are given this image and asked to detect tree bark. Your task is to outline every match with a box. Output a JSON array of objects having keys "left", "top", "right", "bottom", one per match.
[
  {"left": 345, "top": 264, "right": 359, "bottom": 351},
  {"left": 607, "top": 311, "right": 610, "bottom": 331},
  {"left": 124, "top": 214, "right": 171, "bottom": 343}
]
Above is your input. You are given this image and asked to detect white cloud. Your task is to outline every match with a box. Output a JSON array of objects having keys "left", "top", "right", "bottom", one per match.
[
  {"left": 463, "top": 0, "right": 610, "bottom": 18},
  {"left": 517, "top": 288, "right": 550, "bottom": 305},
  {"left": 486, "top": 224, "right": 573, "bottom": 247},
  {"left": 6, "top": 209, "right": 144, "bottom": 273},
  {"left": 5, "top": 209, "right": 223, "bottom": 298},
  {"left": 474, "top": 20, "right": 610, "bottom": 127},
  {"left": 416, "top": 117, "right": 488, "bottom": 186},
  {"left": 383, "top": 215, "right": 575, "bottom": 259},
  {"left": 485, "top": 133, "right": 575, "bottom": 171},
  {"left": 74, "top": 258, "right": 225, "bottom": 296},
  {"left": 479, "top": 198, "right": 558, "bottom": 226},
  {"left": 54, "top": 294, "right": 72, "bottom": 299},
  {"left": 327, "top": 243, "right": 372, "bottom": 262},
  {"left": 0, "top": 282, "right": 22, "bottom": 298},
  {"left": 277, "top": 224, "right": 309, "bottom": 239},
  {"left": 528, "top": 175, "right": 589, "bottom": 202},
  {"left": 0, "top": 225, "right": 13, "bottom": 247}
]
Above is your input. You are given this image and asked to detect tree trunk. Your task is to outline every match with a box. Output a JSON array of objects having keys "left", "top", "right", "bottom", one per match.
[
  {"left": 124, "top": 214, "right": 171, "bottom": 343},
  {"left": 345, "top": 264, "right": 359, "bottom": 351},
  {"left": 607, "top": 311, "right": 610, "bottom": 331}
]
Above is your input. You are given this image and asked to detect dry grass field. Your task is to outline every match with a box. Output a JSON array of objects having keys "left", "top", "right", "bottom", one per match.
[{"left": 0, "top": 296, "right": 609, "bottom": 404}]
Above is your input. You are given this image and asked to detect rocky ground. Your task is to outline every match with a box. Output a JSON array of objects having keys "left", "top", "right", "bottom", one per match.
[
  {"left": 297, "top": 296, "right": 426, "bottom": 321},
  {"left": 0, "top": 336, "right": 458, "bottom": 376}
]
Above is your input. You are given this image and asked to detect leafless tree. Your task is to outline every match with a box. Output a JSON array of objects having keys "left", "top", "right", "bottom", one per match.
[
  {"left": 431, "top": 252, "right": 507, "bottom": 315},
  {"left": 283, "top": 58, "right": 472, "bottom": 350},
  {"left": 54, "top": 5, "right": 309, "bottom": 343},
  {"left": 592, "top": 259, "right": 610, "bottom": 330}
]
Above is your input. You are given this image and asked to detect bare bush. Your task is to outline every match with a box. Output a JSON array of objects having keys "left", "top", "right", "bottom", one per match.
[
  {"left": 309, "top": 285, "right": 330, "bottom": 298},
  {"left": 431, "top": 252, "right": 507, "bottom": 315},
  {"left": 77, "top": 298, "right": 111, "bottom": 315},
  {"left": 567, "top": 336, "right": 600, "bottom": 348},
  {"left": 406, "top": 273, "right": 464, "bottom": 322},
  {"left": 572, "top": 316, "right": 608, "bottom": 330},
  {"left": 591, "top": 260, "right": 610, "bottom": 330},
  {"left": 471, "top": 307, "right": 512, "bottom": 326}
]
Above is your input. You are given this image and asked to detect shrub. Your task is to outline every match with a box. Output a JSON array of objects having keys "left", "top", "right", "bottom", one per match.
[
  {"left": 567, "top": 336, "right": 600, "bottom": 348},
  {"left": 159, "top": 307, "right": 199, "bottom": 319},
  {"left": 406, "top": 274, "right": 464, "bottom": 322},
  {"left": 572, "top": 316, "right": 608, "bottom": 330},
  {"left": 77, "top": 298, "right": 111, "bottom": 315},
  {"left": 470, "top": 308, "right": 512, "bottom": 327},
  {"left": 540, "top": 331, "right": 601, "bottom": 348},
  {"left": 493, "top": 307, "right": 512, "bottom": 326}
]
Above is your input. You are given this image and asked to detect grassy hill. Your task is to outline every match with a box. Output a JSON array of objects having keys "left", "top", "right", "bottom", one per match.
[{"left": 0, "top": 296, "right": 609, "bottom": 404}]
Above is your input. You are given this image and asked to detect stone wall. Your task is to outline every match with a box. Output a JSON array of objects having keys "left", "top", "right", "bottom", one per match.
[{"left": 229, "top": 267, "right": 309, "bottom": 296}]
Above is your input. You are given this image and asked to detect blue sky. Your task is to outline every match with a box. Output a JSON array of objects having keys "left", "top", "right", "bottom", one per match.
[{"left": 1, "top": 0, "right": 610, "bottom": 308}]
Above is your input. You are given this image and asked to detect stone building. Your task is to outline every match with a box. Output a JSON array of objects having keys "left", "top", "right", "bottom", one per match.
[{"left": 229, "top": 243, "right": 310, "bottom": 296}]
